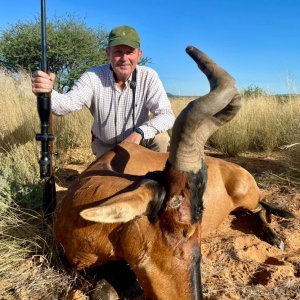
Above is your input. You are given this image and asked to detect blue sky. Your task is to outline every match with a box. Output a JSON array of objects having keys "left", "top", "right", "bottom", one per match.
[{"left": 0, "top": 0, "right": 299, "bottom": 96}]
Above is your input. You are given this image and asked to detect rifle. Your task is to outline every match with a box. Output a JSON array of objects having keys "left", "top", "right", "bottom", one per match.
[{"left": 36, "top": 0, "right": 56, "bottom": 220}]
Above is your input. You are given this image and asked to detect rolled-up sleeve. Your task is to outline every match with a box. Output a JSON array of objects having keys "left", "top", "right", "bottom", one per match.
[
  {"left": 139, "top": 70, "right": 175, "bottom": 139},
  {"left": 51, "top": 71, "right": 94, "bottom": 116}
]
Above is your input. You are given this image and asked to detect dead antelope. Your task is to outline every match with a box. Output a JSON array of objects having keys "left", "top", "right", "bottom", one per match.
[{"left": 54, "top": 46, "right": 294, "bottom": 299}]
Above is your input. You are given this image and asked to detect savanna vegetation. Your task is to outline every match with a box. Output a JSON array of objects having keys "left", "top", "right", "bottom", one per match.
[
  {"left": 0, "top": 68, "right": 299, "bottom": 299},
  {"left": 0, "top": 15, "right": 299, "bottom": 300}
]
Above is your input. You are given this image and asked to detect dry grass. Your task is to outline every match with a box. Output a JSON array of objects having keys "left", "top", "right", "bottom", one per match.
[
  {"left": 0, "top": 202, "right": 75, "bottom": 299},
  {"left": 0, "top": 70, "right": 38, "bottom": 149},
  {"left": 0, "top": 68, "right": 93, "bottom": 156},
  {"left": 170, "top": 95, "right": 300, "bottom": 156}
]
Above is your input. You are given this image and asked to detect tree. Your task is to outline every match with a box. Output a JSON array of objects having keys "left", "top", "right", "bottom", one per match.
[
  {"left": 0, "top": 16, "right": 108, "bottom": 92},
  {"left": 242, "top": 85, "right": 267, "bottom": 98},
  {"left": 0, "top": 16, "right": 152, "bottom": 92}
]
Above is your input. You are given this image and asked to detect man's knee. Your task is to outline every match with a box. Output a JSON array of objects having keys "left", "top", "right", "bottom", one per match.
[
  {"left": 92, "top": 139, "right": 114, "bottom": 159},
  {"left": 141, "top": 132, "right": 170, "bottom": 153},
  {"left": 154, "top": 132, "right": 170, "bottom": 152}
]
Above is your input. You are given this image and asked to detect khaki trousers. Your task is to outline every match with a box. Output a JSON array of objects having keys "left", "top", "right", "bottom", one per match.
[{"left": 92, "top": 132, "right": 170, "bottom": 159}]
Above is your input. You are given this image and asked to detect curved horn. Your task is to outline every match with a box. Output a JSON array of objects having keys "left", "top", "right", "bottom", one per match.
[{"left": 168, "top": 46, "right": 242, "bottom": 173}]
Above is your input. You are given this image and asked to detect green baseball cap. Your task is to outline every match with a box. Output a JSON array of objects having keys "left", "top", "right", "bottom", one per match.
[{"left": 108, "top": 25, "right": 140, "bottom": 49}]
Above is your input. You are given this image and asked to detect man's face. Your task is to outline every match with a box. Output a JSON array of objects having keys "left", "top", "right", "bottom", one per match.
[{"left": 106, "top": 45, "right": 142, "bottom": 82}]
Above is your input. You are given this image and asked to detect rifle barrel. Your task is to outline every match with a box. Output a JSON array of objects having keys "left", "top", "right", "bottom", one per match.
[{"left": 41, "top": 0, "right": 47, "bottom": 72}]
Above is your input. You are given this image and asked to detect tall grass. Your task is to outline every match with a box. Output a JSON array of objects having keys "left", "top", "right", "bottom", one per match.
[
  {"left": 0, "top": 68, "right": 93, "bottom": 156},
  {"left": 170, "top": 95, "right": 300, "bottom": 156},
  {"left": 0, "top": 203, "right": 74, "bottom": 299},
  {"left": 0, "top": 70, "right": 38, "bottom": 148}
]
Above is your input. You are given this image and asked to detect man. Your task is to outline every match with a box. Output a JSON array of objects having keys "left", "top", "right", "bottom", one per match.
[{"left": 32, "top": 25, "right": 175, "bottom": 158}]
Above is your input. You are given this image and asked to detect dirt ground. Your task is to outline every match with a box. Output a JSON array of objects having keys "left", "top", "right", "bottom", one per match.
[
  {"left": 56, "top": 148, "right": 300, "bottom": 300},
  {"left": 200, "top": 151, "right": 300, "bottom": 300}
]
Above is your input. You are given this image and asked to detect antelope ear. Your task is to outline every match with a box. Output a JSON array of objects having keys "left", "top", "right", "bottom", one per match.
[{"left": 80, "top": 179, "right": 165, "bottom": 223}]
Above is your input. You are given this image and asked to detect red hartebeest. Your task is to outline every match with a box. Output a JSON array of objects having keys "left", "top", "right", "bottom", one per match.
[{"left": 54, "top": 46, "right": 293, "bottom": 299}]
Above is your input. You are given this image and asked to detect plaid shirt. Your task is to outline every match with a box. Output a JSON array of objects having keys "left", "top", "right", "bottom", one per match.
[{"left": 52, "top": 64, "right": 175, "bottom": 146}]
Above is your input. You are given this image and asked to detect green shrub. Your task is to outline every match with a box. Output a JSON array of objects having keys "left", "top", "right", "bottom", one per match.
[{"left": 0, "top": 142, "right": 42, "bottom": 209}]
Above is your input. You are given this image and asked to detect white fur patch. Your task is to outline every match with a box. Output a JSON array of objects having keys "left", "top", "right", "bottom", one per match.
[{"left": 169, "top": 195, "right": 185, "bottom": 208}]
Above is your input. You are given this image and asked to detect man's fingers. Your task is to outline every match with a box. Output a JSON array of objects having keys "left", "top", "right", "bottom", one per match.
[
  {"left": 124, "top": 132, "right": 142, "bottom": 144},
  {"left": 33, "top": 70, "right": 49, "bottom": 78},
  {"left": 32, "top": 80, "right": 53, "bottom": 95},
  {"left": 32, "top": 80, "right": 53, "bottom": 89},
  {"left": 32, "top": 82, "right": 53, "bottom": 89},
  {"left": 32, "top": 87, "right": 52, "bottom": 94},
  {"left": 32, "top": 86, "right": 52, "bottom": 94},
  {"left": 31, "top": 71, "right": 55, "bottom": 95},
  {"left": 49, "top": 72, "right": 56, "bottom": 81},
  {"left": 32, "top": 70, "right": 55, "bottom": 81},
  {"left": 32, "top": 76, "right": 52, "bottom": 84}
]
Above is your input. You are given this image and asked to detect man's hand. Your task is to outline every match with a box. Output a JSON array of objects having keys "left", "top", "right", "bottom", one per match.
[
  {"left": 31, "top": 70, "right": 55, "bottom": 95},
  {"left": 124, "top": 132, "right": 143, "bottom": 144}
]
